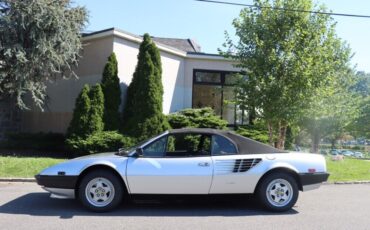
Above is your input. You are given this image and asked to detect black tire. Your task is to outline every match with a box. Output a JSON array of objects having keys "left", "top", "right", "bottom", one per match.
[
  {"left": 256, "top": 172, "right": 299, "bottom": 212},
  {"left": 78, "top": 170, "right": 124, "bottom": 212}
]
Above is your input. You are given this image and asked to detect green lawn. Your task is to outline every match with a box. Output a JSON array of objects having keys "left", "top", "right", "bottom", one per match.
[
  {"left": 0, "top": 156, "right": 370, "bottom": 182},
  {"left": 326, "top": 157, "right": 370, "bottom": 182},
  {"left": 0, "top": 156, "right": 65, "bottom": 178}
]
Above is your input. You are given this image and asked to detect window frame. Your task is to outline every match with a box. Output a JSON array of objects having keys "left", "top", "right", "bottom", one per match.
[{"left": 192, "top": 69, "right": 242, "bottom": 127}]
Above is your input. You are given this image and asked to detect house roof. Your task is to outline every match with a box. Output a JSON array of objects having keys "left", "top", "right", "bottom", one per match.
[
  {"left": 82, "top": 27, "right": 229, "bottom": 61},
  {"left": 151, "top": 37, "right": 201, "bottom": 53}
]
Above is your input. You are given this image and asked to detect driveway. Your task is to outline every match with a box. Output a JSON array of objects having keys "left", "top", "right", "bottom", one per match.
[{"left": 0, "top": 182, "right": 369, "bottom": 230}]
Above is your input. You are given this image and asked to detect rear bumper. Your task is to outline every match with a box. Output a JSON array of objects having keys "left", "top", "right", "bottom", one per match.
[
  {"left": 299, "top": 172, "right": 330, "bottom": 191},
  {"left": 35, "top": 174, "right": 78, "bottom": 189}
]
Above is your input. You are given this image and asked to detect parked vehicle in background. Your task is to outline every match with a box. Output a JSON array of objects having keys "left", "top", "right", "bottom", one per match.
[
  {"left": 330, "top": 149, "right": 341, "bottom": 155},
  {"left": 341, "top": 150, "right": 354, "bottom": 157},
  {"left": 353, "top": 152, "right": 364, "bottom": 158}
]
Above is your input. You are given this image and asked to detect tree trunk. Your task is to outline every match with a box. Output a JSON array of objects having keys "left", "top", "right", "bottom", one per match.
[
  {"left": 267, "top": 121, "right": 274, "bottom": 147},
  {"left": 311, "top": 132, "right": 320, "bottom": 153},
  {"left": 331, "top": 139, "right": 336, "bottom": 149},
  {"left": 248, "top": 107, "right": 256, "bottom": 125},
  {"left": 276, "top": 121, "right": 287, "bottom": 150}
]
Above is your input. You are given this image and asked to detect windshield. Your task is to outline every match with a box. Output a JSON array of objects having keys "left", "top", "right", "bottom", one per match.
[{"left": 116, "top": 132, "right": 168, "bottom": 156}]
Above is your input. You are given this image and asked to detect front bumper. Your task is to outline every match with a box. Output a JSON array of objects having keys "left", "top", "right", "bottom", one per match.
[
  {"left": 35, "top": 174, "right": 78, "bottom": 189},
  {"left": 35, "top": 174, "right": 78, "bottom": 199},
  {"left": 299, "top": 172, "right": 330, "bottom": 191}
]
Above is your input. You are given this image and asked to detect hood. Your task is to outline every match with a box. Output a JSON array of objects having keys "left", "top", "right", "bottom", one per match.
[{"left": 72, "top": 152, "right": 120, "bottom": 160}]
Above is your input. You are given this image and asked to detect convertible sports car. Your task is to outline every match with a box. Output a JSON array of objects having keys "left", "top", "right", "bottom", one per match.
[{"left": 35, "top": 128, "right": 329, "bottom": 212}]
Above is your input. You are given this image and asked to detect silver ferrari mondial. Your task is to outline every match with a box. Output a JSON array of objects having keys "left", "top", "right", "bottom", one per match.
[{"left": 36, "top": 128, "right": 329, "bottom": 212}]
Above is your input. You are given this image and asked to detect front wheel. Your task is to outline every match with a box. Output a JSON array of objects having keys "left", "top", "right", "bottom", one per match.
[
  {"left": 78, "top": 170, "right": 124, "bottom": 212},
  {"left": 256, "top": 172, "right": 299, "bottom": 212}
]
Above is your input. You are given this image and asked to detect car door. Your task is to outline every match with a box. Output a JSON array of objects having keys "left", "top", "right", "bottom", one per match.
[
  {"left": 209, "top": 135, "right": 263, "bottom": 194},
  {"left": 126, "top": 133, "right": 213, "bottom": 194}
]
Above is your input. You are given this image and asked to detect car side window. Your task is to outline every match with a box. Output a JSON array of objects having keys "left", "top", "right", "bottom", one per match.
[
  {"left": 212, "top": 135, "right": 237, "bottom": 155},
  {"left": 166, "top": 133, "right": 211, "bottom": 157},
  {"left": 142, "top": 136, "right": 167, "bottom": 157}
]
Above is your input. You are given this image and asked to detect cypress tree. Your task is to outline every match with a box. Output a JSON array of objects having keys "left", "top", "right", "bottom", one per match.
[
  {"left": 123, "top": 33, "right": 169, "bottom": 139},
  {"left": 67, "top": 85, "right": 91, "bottom": 138},
  {"left": 88, "top": 84, "right": 105, "bottom": 134},
  {"left": 101, "top": 53, "right": 121, "bottom": 130}
]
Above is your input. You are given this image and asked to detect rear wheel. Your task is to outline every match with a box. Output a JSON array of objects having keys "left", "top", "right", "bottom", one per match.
[
  {"left": 78, "top": 170, "right": 123, "bottom": 212},
  {"left": 256, "top": 172, "right": 299, "bottom": 212}
]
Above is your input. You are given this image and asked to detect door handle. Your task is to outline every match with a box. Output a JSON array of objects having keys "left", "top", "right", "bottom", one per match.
[{"left": 198, "top": 162, "right": 210, "bottom": 167}]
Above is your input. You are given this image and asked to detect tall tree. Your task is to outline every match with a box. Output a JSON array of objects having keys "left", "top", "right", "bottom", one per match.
[
  {"left": 88, "top": 84, "right": 105, "bottom": 134},
  {"left": 0, "top": 0, "right": 87, "bottom": 109},
  {"left": 222, "top": 0, "right": 352, "bottom": 149},
  {"left": 123, "top": 34, "right": 169, "bottom": 139},
  {"left": 348, "top": 72, "right": 370, "bottom": 138},
  {"left": 101, "top": 53, "right": 121, "bottom": 130},
  {"left": 67, "top": 85, "right": 91, "bottom": 138},
  {"left": 300, "top": 68, "right": 360, "bottom": 152}
]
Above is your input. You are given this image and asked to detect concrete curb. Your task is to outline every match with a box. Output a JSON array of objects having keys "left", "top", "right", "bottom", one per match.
[
  {"left": 1, "top": 178, "right": 370, "bottom": 184},
  {"left": 328, "top": 181, "right": 370, "bottom": 185},
  {"left": 0, "top": 178, "right": 36, "bottom": 182}
]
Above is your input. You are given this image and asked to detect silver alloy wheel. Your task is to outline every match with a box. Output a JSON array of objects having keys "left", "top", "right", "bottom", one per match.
[
  {"left": 85, "top": 177, "right": 115, "bottom": 207},
  {"left": 266, "top": 178, "right": 293, "bottom": 207}
]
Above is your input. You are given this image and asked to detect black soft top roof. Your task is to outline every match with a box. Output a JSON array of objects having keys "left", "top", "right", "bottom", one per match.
[{"left": 168, "top": 128, "right": 286, "bottom": 154}]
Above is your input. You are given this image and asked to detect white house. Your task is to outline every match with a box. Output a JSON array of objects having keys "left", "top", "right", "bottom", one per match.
[{"left": 20, "top": 28, "right": 243, "bottom": 133}]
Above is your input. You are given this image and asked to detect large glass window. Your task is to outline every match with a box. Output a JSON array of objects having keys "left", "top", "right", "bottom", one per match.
[
  {"left": 193, "top": 85, "right": 222, "bottom": 115},
  {"left": 193, "top": 70, "right": 244, "bottom": 126}
]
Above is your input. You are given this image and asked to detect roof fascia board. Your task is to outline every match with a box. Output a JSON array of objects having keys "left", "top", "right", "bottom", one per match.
[{"left": 185, "top": 53, "right": 232, "bottom": 61}]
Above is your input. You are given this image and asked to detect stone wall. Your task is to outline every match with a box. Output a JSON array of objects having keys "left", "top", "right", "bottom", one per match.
[{"left": 0, "top": 100, "right": 21, "bottom": 140}]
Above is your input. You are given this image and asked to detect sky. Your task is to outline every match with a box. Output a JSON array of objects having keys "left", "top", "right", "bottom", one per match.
[{"left": 74, "top": 0, "right": 370, "bottom": 72}]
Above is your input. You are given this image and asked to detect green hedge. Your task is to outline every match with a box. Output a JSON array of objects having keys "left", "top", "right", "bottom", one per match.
[
  {"left": 65, "top": 131, "right": 135, "bottom": 155},
  {"left": 236, "top": 126, "right": 269, "bottom": 144}
]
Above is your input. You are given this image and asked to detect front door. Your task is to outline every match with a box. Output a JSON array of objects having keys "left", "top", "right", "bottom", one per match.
[{"left": 126, "top": 133, "right": 213, "bottom": 194}]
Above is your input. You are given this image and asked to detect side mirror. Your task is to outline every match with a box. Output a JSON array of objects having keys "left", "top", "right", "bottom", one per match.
[{"left": 135, "top": 147, "right": 144, "bottom": 156}]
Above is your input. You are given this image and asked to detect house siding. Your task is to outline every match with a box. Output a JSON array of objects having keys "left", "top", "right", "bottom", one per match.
[
  {"left": 20, "top": 36, "right": 114, "bottom": 133},
  {"left": 17, "top": 30, "right": 239, "bottom": 134}
]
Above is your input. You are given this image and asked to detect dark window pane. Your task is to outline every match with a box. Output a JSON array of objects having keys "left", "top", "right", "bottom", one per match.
[
  {"left": 166, "top": 134, "right": 211, "bottom": 157},
  {"left": 193, "top": 85, "right": 222, "bottom": 116},
  {"left": 224, "top": 73, "right": 239, "bottom": 85},
  {"left": 212, "top": 135, "right": 237, "bottom": 155},
  {"left": 142, "top": 136, "right": 167, "bottom": 157},
  {"left": 235, "top": 105, "right": 248, "bottom": 125},
  {"left": 195, "top": 72, "right": 221, "bottom": 83}
]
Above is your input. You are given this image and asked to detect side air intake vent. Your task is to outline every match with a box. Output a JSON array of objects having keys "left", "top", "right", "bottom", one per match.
[{"left": 233, "top": 158, "right": 262, "bottom": 173}]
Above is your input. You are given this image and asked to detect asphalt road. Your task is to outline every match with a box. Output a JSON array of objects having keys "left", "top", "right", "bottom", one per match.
[{"left": 0, "top": 182, "right": 369, "bottom": 230}]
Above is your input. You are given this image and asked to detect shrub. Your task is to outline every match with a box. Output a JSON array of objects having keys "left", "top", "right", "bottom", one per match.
[
  {"left": 88, "top": 84, "right": 105, "bottom": 134},
  {"left": 66, "top": 85, "right": 91, "bottom": 138},
  {"left": 167, "top": 107, "right": 228, "bottom": 129},
  {"left": 236, "top": 126, "right": 269, "bottom": 144},
  {"left": 101, "top": 53, "right": 121, "bottom": 130},
  {"left": 65, "top": 131, "right": 135, "bottom": 155},
  {"left": 122, "top": 33, "right": 169, "bottom": 140},
  {"left": 167, "top": 114, "right": 192, "bottom": 129}
]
